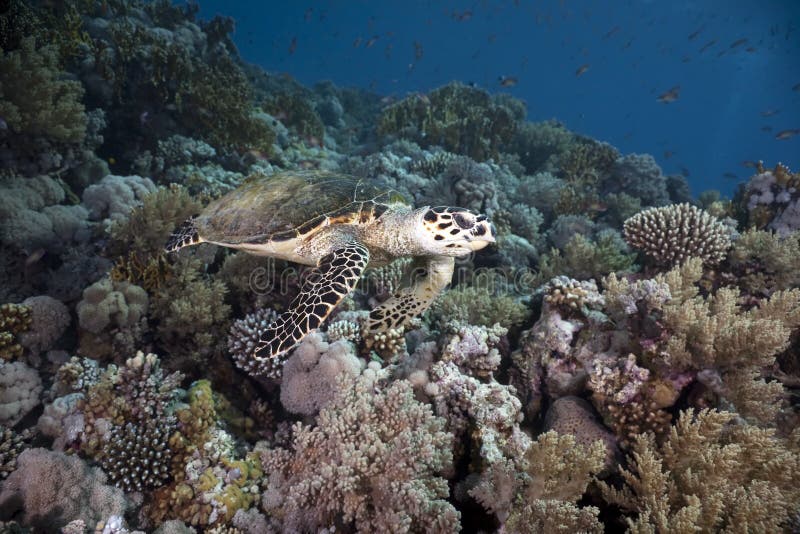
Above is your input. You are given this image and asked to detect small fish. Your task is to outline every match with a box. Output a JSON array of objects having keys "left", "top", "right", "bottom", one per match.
[
  {"left": 664, "top": 150, "right": 675, "bottom": 159},
  {"left": 487, "top": 33, "right": 497, "bottom": 44},
  {"left": 723, "top": 172, "right": 738, "bottom": 180},
  {"left": 775, "top": 129, "right": 800, "bottom": 140},
  {"left": 139, "top": 111, "right": 149, "bottom": 126},
  {"left": 741, "top": 160, "right": 758, "bottom": 168},
  {"left": 453, "top": 9, "right": 473, "bottom": 21},
  {"left": 745, "top": 46, "right": 757, "bottom": 53},
  {"left": 792, "top": 82, "right": 800, "bottom": 92},
  {"left": 365, "top": 35, "right": 379, "bottom": 48},
  {"left": 657, "top": 85, "right": 681, "bottom": 103},
  {"left": 289, "top": 36, "right": 297, "bottom": 55},
  {"left": 761, "top": 126, "right": 773, "bottom": 132},
  {"left": 698, "top": 39, "right": 716, "bottom": 53},
  {"left": 414, "top": 41, "right": 424, "bottom": 61},
  {"left": 680, "top": 166, "right": 690, "bottom": 177},
  {"left": 498, "top": 75, "right": 518, "bottom": 87},
  {"left": 575, "top": 63, "right": 590, "bottom": 77},
  {"left": 24, "top": 248, "right": 46, "bottom": 268},
  {"left": 603, "top": 26, "right": 620, "bottom": 39},
  {"left": 353, "top": 37, "right": 362, "bottom": 48},
  {"left": 304, "top": 7, "right": 313, "bottom": 21},
  {"left": 621, "top": 39, "right": 633, "bottom": 50},
  {"left": 729, "top": 37, "right": 748, "bottom": 49},
  {"left": 688, "top": 26, "right": 703, "bottom": 40},
  {"left": 760, "top": 109, "right": 780, "bottom": 117},
  {"left": 108, "top": 157, "right": 116, "bottom": 165}
]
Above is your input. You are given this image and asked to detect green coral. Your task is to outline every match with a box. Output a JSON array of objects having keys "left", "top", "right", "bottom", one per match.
[
  {"left": 378, "top": 82, "right": 517, "bottom": 161},
  {"left": 262, "top": 90, "right": 325, "bottom": 142},
  {"left": 429, "top": 282, "right": 531, "bottom": 331},
  {"left": 535, "top": 232, "right": 636, "bottom": 283},
  {"left": 0, "top": 37, "right": 87, "bottom": 143},
  {"left": 510, "top": 119, "right": 576, "bottom": 173},
  {"left": 150, "top": 256, "right": 231, "bottom": 368}
]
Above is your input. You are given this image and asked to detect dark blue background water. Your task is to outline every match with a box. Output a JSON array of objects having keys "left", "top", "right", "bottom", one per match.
[{"left": 199, "top": 0, "right": 800, "bottom": 197}]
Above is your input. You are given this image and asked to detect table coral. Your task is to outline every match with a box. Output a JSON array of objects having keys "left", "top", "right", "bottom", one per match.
[
  {"left": 261, "top": 370, "right": 460, "bottom": 533},
  {"left": 624, "top": 203, "right": 732, "bottom": 268}
]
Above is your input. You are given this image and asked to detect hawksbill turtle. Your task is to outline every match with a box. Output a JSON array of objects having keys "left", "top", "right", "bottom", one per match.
[{"left": 165, "top": 169, "right": 495, "bottom": 364}]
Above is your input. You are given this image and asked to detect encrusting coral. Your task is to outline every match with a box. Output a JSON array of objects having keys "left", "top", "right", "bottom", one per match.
[
  {"left": 623, "top": 203, "right": 732, "bottom": 268},
  {"left": 599, "top": 409, "right": 800, "bottom": 533}
]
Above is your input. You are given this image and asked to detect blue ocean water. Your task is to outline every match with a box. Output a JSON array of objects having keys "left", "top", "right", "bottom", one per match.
[{"left": 200, "top": 0, "right": 800, "bottom": 197}]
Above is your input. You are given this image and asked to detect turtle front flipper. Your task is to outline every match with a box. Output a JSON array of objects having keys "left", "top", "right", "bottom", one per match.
[
  {"left": 254, "top": 242, "right": 370, "bottom": 360},
  {"left": 365, "top": 255, "right": 455, "bottom": 333},
  {"left": 165, "top": 218, "right": 203, "bottom": 253}
]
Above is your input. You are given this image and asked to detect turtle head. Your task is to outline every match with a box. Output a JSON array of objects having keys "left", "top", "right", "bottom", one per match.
[{"left": 418, "top": 206, "right": 496, "bottom": 256}]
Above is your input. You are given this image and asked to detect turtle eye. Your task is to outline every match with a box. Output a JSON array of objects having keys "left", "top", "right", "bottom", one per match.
[{"left": 452, "top": 213, "right": 472, "bottom": 229}]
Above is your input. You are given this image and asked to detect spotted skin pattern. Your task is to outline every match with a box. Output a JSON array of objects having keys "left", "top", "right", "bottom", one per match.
[{"left": 253, "top": 242, "right": 370, "bottom": 360}]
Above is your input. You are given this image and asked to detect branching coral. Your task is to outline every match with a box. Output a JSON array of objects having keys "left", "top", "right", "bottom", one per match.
[
  {"left": 510, "top": 120, "right": 575, "bottom": 174},
  {"left": 378, "top": 82, "right": 517, "bottom": 161},
  {"left": 726, "top": 229, "right": 800, "bottom": 296},
  {"left": 654, "top": 259, "right": 800, "bottom": 424},
  {"left": 0, "top": 425, "right": 33, "bottom": 479},
  {"left": 623, "top": 203, "right": 732, "bottom": 268},
  {"left": 599, "top": 409, "right": 800, "bottom": 533},
  {"left": 503, "top": 431, "right": 606, "bottom": 533},
  {"left": 0, "top": 303, "right": 31, "bottom": 361},
  {"left": 261, "top": 369, "right": 460, "bottom": 533},
  {"left": 0, "top": 37, "right": 87, "bottom": 143},
  {"left": 429, "top": 283, "right": 530, "bottom": 331},
  {"left": 534, "top": 231, "right": 635, "bottom": 283}
]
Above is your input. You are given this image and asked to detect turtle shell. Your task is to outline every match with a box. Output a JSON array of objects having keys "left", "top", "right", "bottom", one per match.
[{"left": 196, "top": 170, "right": 404, "bottom": 245}]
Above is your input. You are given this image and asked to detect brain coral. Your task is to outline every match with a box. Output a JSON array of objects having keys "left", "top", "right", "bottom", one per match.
[{"left": 623, "top": 203, "right": 731, "bottom": 267}]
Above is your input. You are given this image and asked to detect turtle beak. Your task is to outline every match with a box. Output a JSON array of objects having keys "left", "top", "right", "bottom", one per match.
[{"left": 468, "top": 216, "right": 495, "bottom": 247}]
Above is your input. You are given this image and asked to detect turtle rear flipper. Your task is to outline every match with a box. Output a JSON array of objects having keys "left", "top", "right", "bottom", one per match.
[
  {"left": 254, "top": 242, "right": 370, "bottom": 360},
  {"left": 165, "top": 218, "right": 202, "bottom": 253},
  {"left": 365, "top": 255, "right": 455, "bottom": 333}
]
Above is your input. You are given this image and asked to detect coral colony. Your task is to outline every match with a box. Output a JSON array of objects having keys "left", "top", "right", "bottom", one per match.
[{"left": 1, "top": 2, "right": 799, "bottom": 533}]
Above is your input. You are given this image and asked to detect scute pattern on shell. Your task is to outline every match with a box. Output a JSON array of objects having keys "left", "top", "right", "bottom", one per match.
[{"left": 196, "top": 170, "right": 404, "bottom": 245}]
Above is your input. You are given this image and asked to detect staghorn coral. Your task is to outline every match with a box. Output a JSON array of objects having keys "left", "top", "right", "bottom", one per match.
[
  {"left": 599, "top": 409, "right": 800, "bottom": 533},
  {"left": 260, "top": 368, "right": 460, "bottom": 533},
  {"left": 378, "top": 82, "right": 517, "bottom": 161},
  {"left": 0, "top": 303, "right": 31, "bottom": 361},
  {"left": 623, "top": 203, "right": 732, "bottom": 268},
  {"left": 0, "top": 448, "right": 128, "bottom": 531}
]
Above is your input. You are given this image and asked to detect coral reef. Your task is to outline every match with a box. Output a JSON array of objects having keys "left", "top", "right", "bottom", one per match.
[
  {"left": 0, "top": 448, "right": 128, "bottom": 531},
  {"left": 623, "top": 203, "right": 732, "bottom": 268},
  {"left": 260, "top": 369, "right": 460, "bottom": 532},
  {"left": 599, "top": 409, "right": 800, "bottom": 532},
  {"left": 379, "top": 82, "right": 517, "bottom": 161}
]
